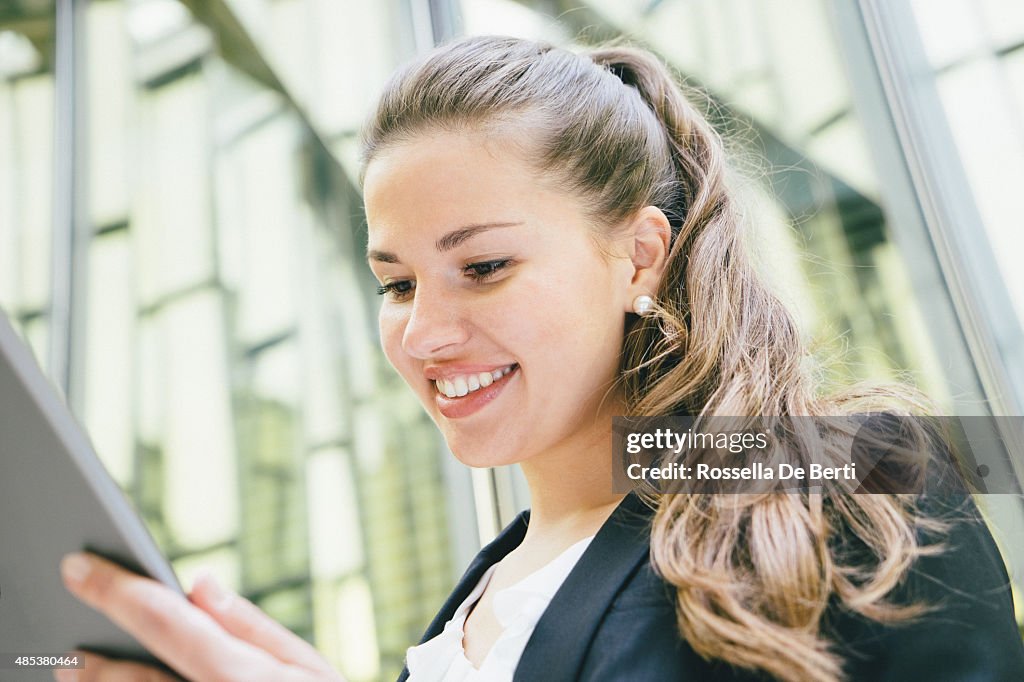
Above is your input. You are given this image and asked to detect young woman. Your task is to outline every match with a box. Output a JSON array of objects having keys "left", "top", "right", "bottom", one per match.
[{"left": 58, "top": 36, "right": 1024, "bottom": 681}]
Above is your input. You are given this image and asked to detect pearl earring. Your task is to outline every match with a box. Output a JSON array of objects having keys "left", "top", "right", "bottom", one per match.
[{"left": 632, "top": 295, "right": 654, "bottom": 315}]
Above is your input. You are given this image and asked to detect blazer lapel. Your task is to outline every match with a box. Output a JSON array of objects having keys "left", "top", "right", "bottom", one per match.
[
  {"left": 397, "top": 509, "right": 531, "bottom": 681},
  {"left": 513, "top": 493, "right": 654, "bottom": 682},
  {"left": 397, "top": 494, "right": 653, "bottom": 682}
]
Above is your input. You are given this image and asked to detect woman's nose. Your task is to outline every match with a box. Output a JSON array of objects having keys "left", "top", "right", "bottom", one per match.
[{"left": 401, "top": 288, "right": 470, "bottom": 359}]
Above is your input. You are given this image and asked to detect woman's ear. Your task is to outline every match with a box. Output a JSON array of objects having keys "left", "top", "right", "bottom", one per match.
[{"left": 623, "top": 206, "right": 671, "bottom": 310}]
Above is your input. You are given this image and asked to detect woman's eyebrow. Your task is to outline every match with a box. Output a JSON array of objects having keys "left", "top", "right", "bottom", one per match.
[
  {"left": 366, "top": 249, "right": 400, "bottom": 264},
  {"left": 435, "top": 221, "right": 522, "bottom": 252},
  {"left": 366, "top": 221, "right": 522, "bottom": 263}
]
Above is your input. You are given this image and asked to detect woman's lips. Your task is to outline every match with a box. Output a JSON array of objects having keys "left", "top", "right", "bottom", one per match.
[{"left": 433, "top": 364, "right": 519, "bottom": 419}]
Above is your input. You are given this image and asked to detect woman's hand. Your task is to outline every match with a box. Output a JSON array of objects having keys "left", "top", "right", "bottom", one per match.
[{"left": 56, "top": 552, "right": 347, "bottom": 682}]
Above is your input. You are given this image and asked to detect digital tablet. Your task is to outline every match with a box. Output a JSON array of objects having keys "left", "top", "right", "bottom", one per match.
[{"left": 0, "top": 307, "right": 183, "bottom": 681}]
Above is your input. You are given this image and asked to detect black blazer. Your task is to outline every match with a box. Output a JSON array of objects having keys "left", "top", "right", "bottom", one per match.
[{"left": 398, "top": 493, "right": 1024, "bottom": 681}]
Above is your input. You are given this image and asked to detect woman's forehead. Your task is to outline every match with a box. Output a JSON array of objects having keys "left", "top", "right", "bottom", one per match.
[{"left": 365, "top": 141, "right": 553, "bottom": 229}]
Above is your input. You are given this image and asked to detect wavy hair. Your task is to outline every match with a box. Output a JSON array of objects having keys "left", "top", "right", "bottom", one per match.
[{"left": 360, "top": 35, "right": 946, "bottom": 682}]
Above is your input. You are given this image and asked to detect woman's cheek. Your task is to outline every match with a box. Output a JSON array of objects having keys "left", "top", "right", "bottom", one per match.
[
  {"left": 513, "top": 276, "right": 576, "bottom": 344},
  {"left": 378, "top": 307, "right": 410, "bottom": 373}
]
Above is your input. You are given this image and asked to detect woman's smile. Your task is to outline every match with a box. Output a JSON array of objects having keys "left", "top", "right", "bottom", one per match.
[{"left": 430, "top": 362, "right": 520, "bottom": 419}]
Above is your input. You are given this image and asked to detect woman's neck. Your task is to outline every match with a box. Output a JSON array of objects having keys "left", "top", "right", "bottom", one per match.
[{"left": 517, "top": 402, "right": 626, "bottom": 544}]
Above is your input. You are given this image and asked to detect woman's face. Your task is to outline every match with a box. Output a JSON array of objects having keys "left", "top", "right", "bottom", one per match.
[{"left": 363, "top": 131, "right": 635, "bottom": 468}]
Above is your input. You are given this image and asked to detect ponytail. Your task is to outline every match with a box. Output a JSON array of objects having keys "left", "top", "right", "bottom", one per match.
[{"left": 589, "top": 46, "right": 931, "bottom": 682}]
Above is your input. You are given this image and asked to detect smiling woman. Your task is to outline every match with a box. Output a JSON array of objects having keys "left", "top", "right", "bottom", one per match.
[
  {"left": 357, "top": 35, "right": 1024, "bottom": 682},
  {"left": 58, "top": 34, "right": 1024, "bottom": 682}
]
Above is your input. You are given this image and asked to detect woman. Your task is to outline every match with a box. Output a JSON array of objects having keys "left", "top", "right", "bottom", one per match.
[{"left": 58, "top": 36, "right": 1024, "bottom": 681}]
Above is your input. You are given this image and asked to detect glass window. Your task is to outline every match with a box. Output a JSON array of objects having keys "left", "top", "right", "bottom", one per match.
[
  {"left": 909, "top": 0, "right": 1024, "bottom": 403},
  {"left": 0, "top": 1, "right": 55, "bottom": 364}
]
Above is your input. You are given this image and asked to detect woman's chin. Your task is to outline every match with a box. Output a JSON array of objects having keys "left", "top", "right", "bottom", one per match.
[{"left": 445, "top": 441, "right": 523, "bottom": 469}]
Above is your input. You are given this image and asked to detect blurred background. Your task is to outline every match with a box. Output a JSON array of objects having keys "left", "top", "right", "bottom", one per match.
[{"left": 1, "top": 0, "right": 1022, "bottom": 679}]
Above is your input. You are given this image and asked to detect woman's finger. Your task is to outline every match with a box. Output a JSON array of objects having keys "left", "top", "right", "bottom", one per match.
[
  {"left": 60, "top": 552, "right": 284, "bottom": 682},
  {"left": 53, "top": 650, "right": 181, "bottom": 682},
  {"left": 188, "top": 572, "right": 335, "bottom": 674}
]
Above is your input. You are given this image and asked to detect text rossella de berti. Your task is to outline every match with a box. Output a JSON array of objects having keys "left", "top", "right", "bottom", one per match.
[{"left": 617, "top": 423, "right": 858, "bottom": 488}]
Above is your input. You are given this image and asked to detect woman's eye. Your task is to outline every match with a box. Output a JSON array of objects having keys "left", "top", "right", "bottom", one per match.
[
  {"left": 376, "top": 280, "right": 415, "bottom": 301},
  {"left": 465, "top": 259, "right": 512, "bottom": 281}
]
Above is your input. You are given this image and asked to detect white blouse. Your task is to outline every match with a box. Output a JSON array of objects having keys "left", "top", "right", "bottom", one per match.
[{"left": 405, "top": 535, "right": 595, "bottom": 681}]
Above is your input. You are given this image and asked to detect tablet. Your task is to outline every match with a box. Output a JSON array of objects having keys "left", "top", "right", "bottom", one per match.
[{"left": 0, "top": 307, "right": 182, "bottom": 681}]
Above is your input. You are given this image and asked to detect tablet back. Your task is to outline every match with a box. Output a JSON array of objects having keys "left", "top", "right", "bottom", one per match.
[{"left": 0, "top": 309, "right": 182, "bottom": 681}]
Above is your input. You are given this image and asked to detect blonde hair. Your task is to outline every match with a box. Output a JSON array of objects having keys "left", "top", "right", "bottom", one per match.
[{"left": 361, "top": 35, "right": 945, "bottom": 682}]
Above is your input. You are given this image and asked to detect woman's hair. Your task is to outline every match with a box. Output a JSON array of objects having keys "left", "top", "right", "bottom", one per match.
[{"left": 361, "top": 35, "right": 945, "bottom": 682}]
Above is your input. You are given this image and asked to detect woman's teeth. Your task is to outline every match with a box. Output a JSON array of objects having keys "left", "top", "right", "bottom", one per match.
[{"left": 435, "top": 365, "right": 515, "bottom": 398}]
